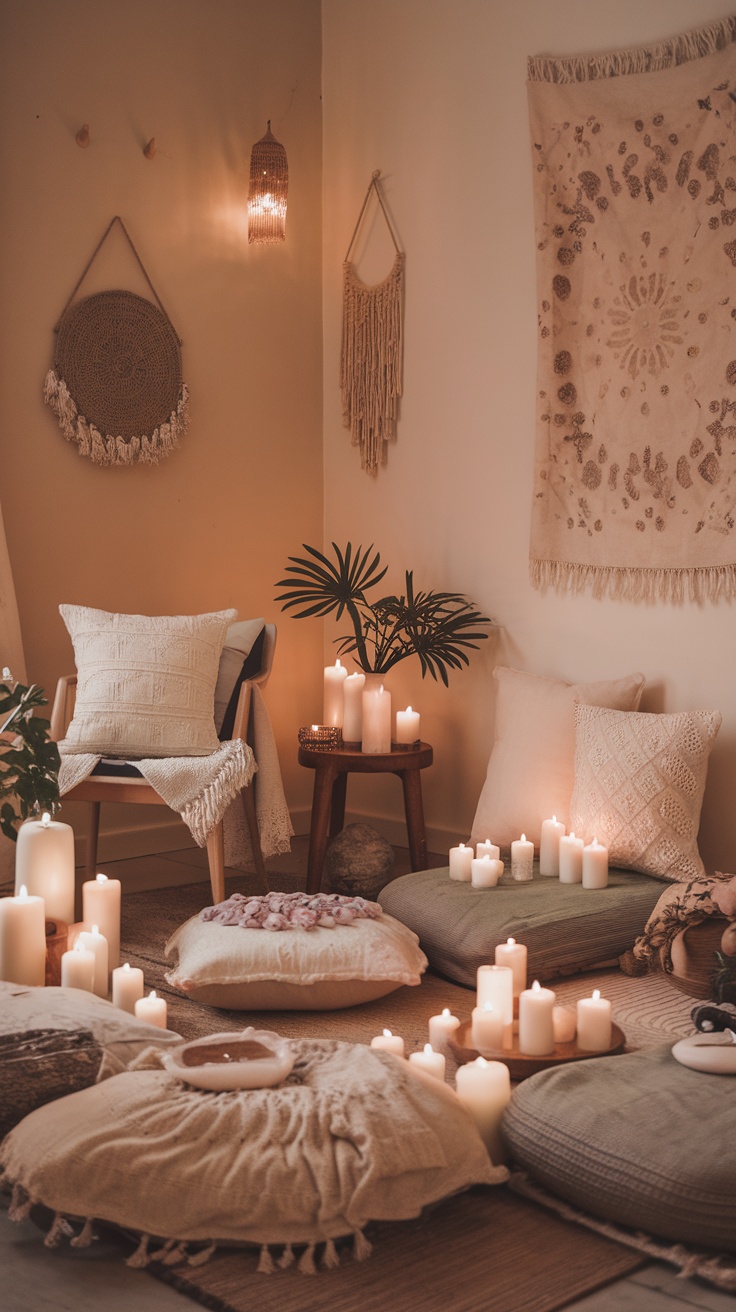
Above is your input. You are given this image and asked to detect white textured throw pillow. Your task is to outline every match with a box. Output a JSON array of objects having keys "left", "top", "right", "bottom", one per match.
[
  {"left": 570, "top": 704, "right": 721, "bottom": 881},
  {"left": 59, "top": 605, "right": 236, "bottom": 757},
  {"left": 470, "top": 666, "right": 645, "bottom": 851}
]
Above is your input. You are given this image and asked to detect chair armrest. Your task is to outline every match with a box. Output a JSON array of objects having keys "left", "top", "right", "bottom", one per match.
[
  {"left": 230, "top": 679, "right": 255, "bottom": 744},
  {"left": 50, "top": 675, "right": 77, "bottom": 743}
]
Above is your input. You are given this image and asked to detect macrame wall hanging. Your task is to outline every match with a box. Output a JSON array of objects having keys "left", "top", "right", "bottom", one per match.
[
  {"left": 341, "top": 171, "right": 404, "bottom": 474},
  {"left": 43, "top": 216, "right": 188, "bottom": 467}
]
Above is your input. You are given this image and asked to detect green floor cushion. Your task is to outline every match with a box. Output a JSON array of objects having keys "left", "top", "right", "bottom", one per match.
[
  {"left": 378, "top": 863, "right": 663, "bottom": 988},
  {"left": 501, "top": 1044, "right": 736, "bottom": 1254}
]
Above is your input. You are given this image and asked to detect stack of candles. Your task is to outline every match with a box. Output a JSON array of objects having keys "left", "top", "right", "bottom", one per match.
[
  {"left": 540, "top": 816, "right": 609, "bottom": 888},
  {"left": 449, "top": 839, "right": 504, "bottom": 886}
]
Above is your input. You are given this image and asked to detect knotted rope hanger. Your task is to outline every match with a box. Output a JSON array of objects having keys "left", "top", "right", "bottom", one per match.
[{"left": 341, "top": 171, "right": 405, "bottom": 474}]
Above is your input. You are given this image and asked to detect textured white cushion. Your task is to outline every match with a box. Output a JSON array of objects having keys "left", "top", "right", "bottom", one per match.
[
  {"left": 165, "top": 912, "right": 428, "bottom": 1010},
  {"left": 570, "top": 704, "right": 721, "bottom": 881},
  {"left": 470, "top": 667, "right": 645, "bottom": 852},
  {"left": 59, "top": 605, "right": 236, "bottom": 757},
  {"left": 213, "top": 618, "right": 265, "bottom": 732}
]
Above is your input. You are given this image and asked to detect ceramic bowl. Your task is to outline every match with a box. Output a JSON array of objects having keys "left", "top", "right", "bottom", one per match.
[
  {"left": 162, "top": 1027, "right": 295, "bottom": 1090},
  {"left": 671, "top": 1031, "right": 736, "bottom": 1075}
]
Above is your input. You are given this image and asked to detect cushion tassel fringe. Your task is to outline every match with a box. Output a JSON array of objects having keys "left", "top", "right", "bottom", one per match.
[
  {"left": 322, "top": 1237, "right": 341, "bottom": 1269},
  {"left": 8, "top": 1183, "right": 33, "bottom": 1223},
  {"left": 298, "top": 1243, "right": 317, "bottom": 1275},
  {"left": 353, "top": 1228, "right": 373, "bottom": 1261},
  {"left": 257, "top": 1244, "right": 276, "bottom": 1274},
  {"left": 187, "top": 1242, "right": 217, "bottom": 1267},
  {"left": 179, "top": 739, "right": 256, "bottom": 849},
  {"left": 44, "top": 1212, "right": 74, "bottom": 1248},
  {"left": 126, "top": 1234, "right": 153, "bottom": 1268},
  {"left": 70, "top": 1217, "right": 96, "bottom": 1248},
  {"left": 277, "top": 1243, "right": 295, "bottom": 1269}
]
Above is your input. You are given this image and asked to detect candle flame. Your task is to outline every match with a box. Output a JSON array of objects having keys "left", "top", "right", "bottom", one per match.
[
  {"left": 95, "top": 873, "right": 108, "bottom": 884},
  {"left": 382, "top": 1028, "right": 392, "bottom": 1038},
  {"left": 149, "top": 990, "right": 157, "bottom": 999},
  {"left": 592, "top": 989, "right": 601, "bottom": 1001},
  {"left": 406, "top": 706, "right": 412, "bottom": 713},
  {"left": 41, "top": 812, "right": 51, "bottom": 826},
  {"left": 507, "top": 937, "right": 515, "bottom": 946},
  {"left": 335, "top": 660, "right": 342, "bottom": 668},
  {"left": 483, "top": 1003, "right": 495, "bottom": 1013},
  {"left": 91, "top": 924, "right": 100, "bottom": 935},
  {"left": 552, "top": 815, "right": 557, "bottom": 823},
  {"left": 442, "top": 1008, "right": 451, "bottom": 1018},
  {"left": 521, "top": 834, "right": 527, "bottom": 842},
  {"left": 123, "top": 963, "right": 131, "bottom": 971},
  {"left": 476, "top": 1056, "right": 488, "bottom": 1067},
  {"left": 532, "top": 980, "right": 541, "bottom": 992},
  {"left": 424, "top": 1044, "right": 433, "bottom": 1055},
  {"left": 18, "top": 884, "right": 28, "bottom": 900}
]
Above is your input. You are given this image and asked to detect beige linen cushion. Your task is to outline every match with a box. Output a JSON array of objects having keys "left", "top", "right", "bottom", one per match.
[
  {"left": 0, "top": 1040, "right": 506, "bottom": 1251},
  {"left": 470, "top": 666, "right": 645, "bottom": 851},
  {"left": 165, "top": 912, "right": 428, "bottom": 1010},
  {"left": 569, "top": 704, "right": 721, "bottom": 881},
  {"left": 59, "top": 605, "right": 236, "bottom": 757}
]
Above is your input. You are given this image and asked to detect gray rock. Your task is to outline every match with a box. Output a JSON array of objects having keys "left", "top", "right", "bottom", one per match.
[{"left": 324, "top": 823, "right": 395, "bottom": 899}]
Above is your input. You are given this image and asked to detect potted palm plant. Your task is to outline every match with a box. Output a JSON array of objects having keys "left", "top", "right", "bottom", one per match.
[
  {"left": 275, "top": 542, "right": 493, "bottom": 684},
  {"left": 0, "top": 672, "right": 61, "bottom": 842}
]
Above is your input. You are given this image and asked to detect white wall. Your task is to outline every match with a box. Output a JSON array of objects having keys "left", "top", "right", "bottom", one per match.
[{"left": 321, "top": 0, "right": 735, "bottom": 871}]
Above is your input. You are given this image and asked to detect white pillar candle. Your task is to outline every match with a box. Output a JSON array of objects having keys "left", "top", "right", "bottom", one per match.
[
  {"left": 553, "top": 1005, "right": 577, "bottom": 1044},
  {"left": 494, "top": 937, "right": 528, "bottom": 998},
  {"left": 134, "top": 989, "right": 168, "bottom": 1029},
  {"left": 510, "top": 834, "right": 534, "bottom": 882},
  {"left": 427, "top": 1007, "right": 460, "bottom": 1053},
  {"left": 361, "top": 681, "right": 391, "bottom": 754},
  {"left": 471, "top": 855, "right": 503, "bottom": 888},
  {"left": 395, "top": 706, "right": 420, "bottom": 744},
  {"left": 323, "top": 660, "right": 347, "bottom": 728},
  {"left": 15, "top": 812, "right": 76, "bottom": 926},
  {"left": 455, "top": 1057, "right": 511, "bottom": 1164},
  {"left": 576, "top": 988, "right": 612, "bottom": 1052},
  {"left": 476, "top": 964, "right": 513, "bottom": 1031},
  {"left": 0, "top": 885, "right": 46, "bottom": 986},
  {"left": 370, "top": 1028, "right": 405, "bottom": 1057},
  {"left": 471, "top": 1003, "right": 504, "bottom": 1054},
  {"left": 342, "top": 672, "right": 365, "bottom": 743},
  {"left": 449, "top": 842, "right": 474, "bottom": 881},
  {"left": 112, "top": 961, "right": 145, "bottom": 1014},
  {"left": 583, "top": 837, "right": 609, "bottom": 889},
  {"left": 76, "top": 924, "right": 109, "bottom": 998},
  {"left": 558, "top": 832, "right": 584, "bottom": 884},
  {"left": 408, "top": 1043, "right": 446, "bottom": 1081},
  {"left": 476, "top": 840, "right": 500, "bottom": 860},
  {"left": 518, "top": 980, "right": 556, "bottom": 1056},
  {"left": 539, "top": 816, "right": 565, "bottom": 877},
  {"left": 82, "top": 873, "right": 121, "bottom": 971},
  {"left": 61, "top": 940, "right": 95, "bottom": 992}
]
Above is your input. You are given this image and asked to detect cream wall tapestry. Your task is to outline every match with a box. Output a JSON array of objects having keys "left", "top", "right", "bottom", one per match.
[
  {"left": 43, "top": 217, "right": 188, "bottom": 467},
  {"left": 528, "top": 16, "right": 736, "bottom": 602},
  {"left": 341, "top": 171, "right": 404, "bottom": 473}
]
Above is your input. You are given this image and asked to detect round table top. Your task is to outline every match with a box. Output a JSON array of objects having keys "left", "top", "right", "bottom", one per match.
[{"left": 298, "top": 741, "right": 433, "bottom": 772}]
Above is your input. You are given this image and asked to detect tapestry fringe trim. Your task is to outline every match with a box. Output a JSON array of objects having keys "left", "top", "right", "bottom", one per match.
[
  {"left": 43, "top": 368, "right": 189, "bottom": 467},
  {"left": 530, "top": 557, "right": 736, "bottom": 605},
  {"left": 509, "top": 1173, "right": 736, "bottom": 1293},
  {"left": 340, "top": 253, "right": 405, "bottom": 475},
  {"left": 528, "top": 14, "right": 736, "bottom": 83}
]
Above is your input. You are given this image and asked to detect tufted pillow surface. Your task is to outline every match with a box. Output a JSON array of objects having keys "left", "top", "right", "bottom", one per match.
[
  {"left": 165, "top": 911, "right": 427, "bottom": 1010},
  {"left": 570, "top": 704, "right": 721, "bottom": 881},
  {"left": 59, "top": 605, "right": 236, "bottom": 757},
  {"left": 470, "top": 666, "right": 645, "bottom": 852}
]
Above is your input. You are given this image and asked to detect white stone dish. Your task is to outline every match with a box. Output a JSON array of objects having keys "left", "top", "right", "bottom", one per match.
[
  {"left": 671, "top": 1030, "right": 736, "bottom": 1075},
  {"left": 162, "top": 1027, "right": 295, "bottom": 1090}
]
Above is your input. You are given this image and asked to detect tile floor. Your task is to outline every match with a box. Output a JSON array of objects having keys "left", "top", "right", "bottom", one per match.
[{"left": 1, "top": 839, "right": 733, "bottom": 1311}]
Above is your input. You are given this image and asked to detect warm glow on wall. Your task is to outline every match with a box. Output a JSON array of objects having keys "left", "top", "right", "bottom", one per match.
[{"left": 247, "top": 121, "right": 288, "bottom": 244}]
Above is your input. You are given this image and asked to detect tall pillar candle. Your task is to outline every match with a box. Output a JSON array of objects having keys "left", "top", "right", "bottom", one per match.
[
  {"left": 15, "top": 812, "right": 76, "bottom": 925},
  {"left": 395, "top": 706, "right": 420, "bottom": 745},
  {"left": 577, "top": 988, "right": 612, "bottom": 1051},
  {"left": 455, "top": 1057, "right": 511, "bottom": 1163},
  {"left": 476, "top": 840, "right": 500, "bottom": 861},
  {"left": 510, "top": 834, "right": 534, "bottom": 882},
  {"left": 323, "top": 660, "right": 347, "bottom": 729},
  {"left": 449, "top": 843, "right": 474, "bottom": 882},
  {"left": 0, "top": 886, "right": 46, "bottom": 986},
  {"left": 82, "top": 874, "right": 121, "bottom": 971},
  {"left": 494, "top": 937, "right": 528, "bottom": 998},
  {"left": 428, "top": 1007, "right": 460, "bottom": 1054},
  {"left": 370, "top": 1028, "right": 405, "bottom": 1056},
  {"left": 558, "top": 832, "right": 584, "bottom": 884},
  {"left": 60, "top": 940, "right": 95, "bottom": 992},
  {"left": 471, "top": 1003, "right": 504, "bottom": 1054},
  {"left": 76, "top": 924, "right": 109, "bottom": 998},
  {"left": 342, "top": 672, "right": 365, "bottom": 744},
  {"left": 583, "top": 838, "right": 609, "bottom": 889},
  {"left": 539, "top": 816, "right": 565, "bottom": 877},
  {"left": 518, "top": 980, "right": 556, "bottom": 1056},
  {"left": 112, "top": 962, "right": 145, "bottom": 1014},
  {"left": 476, "top": 964, "right": 513, "bottom": 1035},
  {"left": 471, "top": 856, "right": 503, "bottom": 888},
  {"left": 361, "top": 681, "right": 391, "bottom": 754}
]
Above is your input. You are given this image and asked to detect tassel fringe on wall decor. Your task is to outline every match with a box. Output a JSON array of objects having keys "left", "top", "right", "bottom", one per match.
[
  {"left": 43, "top": 216, "right": 188, "bottom": 467},
  {"left": 341, "top": 171, "right": 404, "bottom": 474}
]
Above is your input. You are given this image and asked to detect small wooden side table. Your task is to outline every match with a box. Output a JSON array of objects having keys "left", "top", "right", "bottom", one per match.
[{"left": 298, "top": 742, "right": 434, "bottom": 893}]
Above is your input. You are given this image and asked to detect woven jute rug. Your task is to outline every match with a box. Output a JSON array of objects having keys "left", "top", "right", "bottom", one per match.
[{"left": 114, "top": 874, "right": 698, "bottom": 1312}]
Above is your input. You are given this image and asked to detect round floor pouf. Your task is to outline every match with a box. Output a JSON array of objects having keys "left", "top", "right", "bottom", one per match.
[{"left": 501, "top": 1044, "right": 736, "bottom": 1254}]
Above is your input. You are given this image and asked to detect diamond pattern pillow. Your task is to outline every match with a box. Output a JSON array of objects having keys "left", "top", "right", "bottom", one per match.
[
  {"left": 570, "top": 704, "right": 721, "bottom": 881},
  {"left": 59, "top": 605, "right": 236, "bottom": 758}
]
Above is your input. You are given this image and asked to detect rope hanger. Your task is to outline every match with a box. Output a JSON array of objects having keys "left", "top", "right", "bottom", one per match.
[{"left": 344, "top": 171, "right": 402, "bottom": 263}]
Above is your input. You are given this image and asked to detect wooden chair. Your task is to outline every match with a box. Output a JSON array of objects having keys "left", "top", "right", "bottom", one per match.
[{"left": 50, "top": 624, "right": 277, "bottom": 904}]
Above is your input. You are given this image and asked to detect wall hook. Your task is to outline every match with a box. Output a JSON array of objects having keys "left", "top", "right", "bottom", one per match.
[
  {"left": 143, "top": 137, "right": 156, "bottom": 160},
  {"left": 75, "top": 124, "right": 90, "bottom": 148}
]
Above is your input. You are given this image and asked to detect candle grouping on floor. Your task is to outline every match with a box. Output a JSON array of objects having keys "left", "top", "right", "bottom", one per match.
[{"left": 449, "top": 825, "right": 609, "bottom": 888}]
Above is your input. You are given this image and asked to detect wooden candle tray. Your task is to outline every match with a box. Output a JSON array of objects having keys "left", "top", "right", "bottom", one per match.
[{"left": 449, "top": 1019, "right": 625, "bottom": 1081}]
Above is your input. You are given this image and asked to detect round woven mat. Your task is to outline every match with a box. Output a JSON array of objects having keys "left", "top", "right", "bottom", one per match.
[{"left": 55, "top": 290, "right": 182, "bottom": 439}]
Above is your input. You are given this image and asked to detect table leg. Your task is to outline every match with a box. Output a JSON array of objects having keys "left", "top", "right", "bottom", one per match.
[
  {"left": 329, "top": 772, "right": 348, "bottom": 839},
  {"left": 400, "top": 768, "right": 429, "bottom": 871},
  {"left": 306, "top": 761, "right": 339, "bottom": 894}
]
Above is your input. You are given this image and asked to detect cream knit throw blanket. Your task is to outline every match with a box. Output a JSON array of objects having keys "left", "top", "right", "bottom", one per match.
[
  {"left": 59, "top": 687, "right": 293, "bottom": 865},
  {"left": 528, "top": 16, "right": 736, "bottom": 602}
]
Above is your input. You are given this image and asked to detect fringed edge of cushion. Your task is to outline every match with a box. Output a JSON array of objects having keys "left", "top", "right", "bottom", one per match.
[
  {"left": 179, "top": 740, "right": 256, "bottom": 848},
  {"left": 528, "top": 14, "right": 736, "bottom": 83},
  {"left": 530, "top": 556, "right": 736, "bottom": 605},
  {"left": 43, "top": 369, "right": 188, "bottom": 467},
  {"left": 508, "top": 1173, "right": 736, "bottom": 1292}
]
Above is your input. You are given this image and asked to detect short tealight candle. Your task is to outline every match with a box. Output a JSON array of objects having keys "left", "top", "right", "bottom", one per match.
[
  {"left": 510, "top": 834, "right": 534, "bottom": 882},
  {"left": 370, "top": 1028, "right": 405, "bottom": 1057},
  {"left": 576, "top": 988, "right": 612, "bottom": 1052},
  {"left": 475, "top": 839, "right": 500, "bottom": 861},
  {"left": 449, "top": 843, "right": 474, "bottom": 882},
  {"left": 112, "top": 961, "right": 145, "bottom": 1014},
  {"left": 582, "top": 837, "right": 609, "bottom": 889},
  {"left": 408, "top": 1043, "right": 446, "bottom": 1081},
  {"left": 518, "top": 980, "right": 556, "bottom": 1056},
  {"left": 60, "top": 940, "right": 95, "bottom": 993},
  {"left": 471, "top": 1003, "right": 504, "bottom": 1054},
  {"left": 427, "top": 1007, "right": 460, "bottom": 1052},
  {"left": 134, "top": 989, "right": 168, "bottom": 1030},
  {"left": 395, "top": 706, "right": 421, "bottom": 744},
  {"left": 471, "top": 855, "right": 503, "bottom": 888},
  {"left": 553, "top": 1005, "right": 577, "bottom": 1044}
]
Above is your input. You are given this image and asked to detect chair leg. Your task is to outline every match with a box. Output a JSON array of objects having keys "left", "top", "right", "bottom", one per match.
[
  {"left": 205, "top": 822, "right": 226, "bottom": 904},
  {"left": 86, "top": 803, "right": 101, "bottom": 880},
  {"left": 242, "top": 785, "right": 268, "bottom": 892}
]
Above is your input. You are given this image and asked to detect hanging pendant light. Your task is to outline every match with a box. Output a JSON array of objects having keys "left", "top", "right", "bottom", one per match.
[{"left": 247, "top": 121, "right": 288, "bottom": 244}]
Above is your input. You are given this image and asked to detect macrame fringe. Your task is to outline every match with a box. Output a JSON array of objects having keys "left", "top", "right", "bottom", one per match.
[
  {"left": 258, "top": 1243, "right": 276, "bottom": 1274},
  {"left": 70, "top": 1216, "right": 96, "bottom": 1248},
  {"left": 180, "top": 740, "right": 256, "bottom": 848},
  {"left": 297, "top": 1243, "right": 317, "bottom": 1275},
  {"left": 341, "top": 253, "right": 404, "bottom": 475},
  {"left": 43, "top": 368, "right": 189, "bottom": 467},
  {"left": 530, "top": 557, "right": 736, "bottom": 605},
  {"left": 509, "top": 1173, "right": 736, "bottom": 1292},
  {"left": 353, "top": 1228, "right": 373, "bottom": 1261},
  {"left": 528, "top": 14, "right": 736, "bottom": 83},
  {"left": 322, "top": 1237, "right": 341, "bottom": 1269},
  {"left": 278, "top": 1242, "right": 295, "bottom": 1269},
  {"left": 44, "top": 1212, "right": 74, "bottom": 1248},
  {"left": 8, "top": 1183, "right": 33, "bottom": 1223}
]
